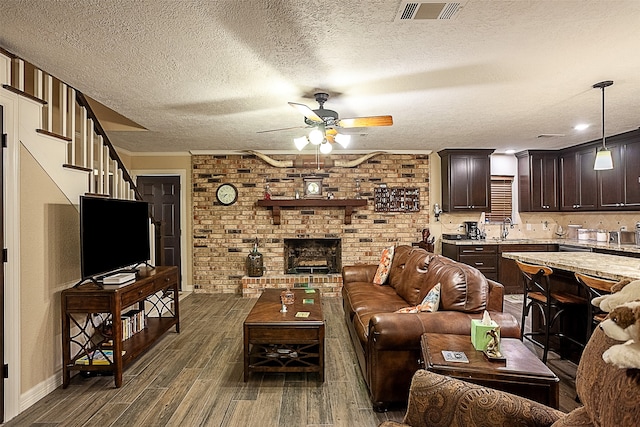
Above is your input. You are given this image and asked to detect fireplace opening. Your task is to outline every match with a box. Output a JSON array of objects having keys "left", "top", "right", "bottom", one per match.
[{"left": 284, "top": 238, "right": 341, "bottom": 274}]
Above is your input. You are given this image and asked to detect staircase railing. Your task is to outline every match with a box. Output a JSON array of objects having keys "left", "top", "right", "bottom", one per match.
[{"left": 0, "top": 46, "right": 141, "bottom": 201}]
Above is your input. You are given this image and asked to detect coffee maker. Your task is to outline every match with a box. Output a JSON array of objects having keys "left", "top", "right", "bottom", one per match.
[{"left": 464, "top": 221, "right": 479, "bottom": 239}]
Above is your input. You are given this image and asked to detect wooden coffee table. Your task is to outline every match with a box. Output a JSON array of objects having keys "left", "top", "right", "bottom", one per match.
[
  {"left": 243, "top": 288, "right": 325, "bottom": 382},
  {"left": 421, "top": 333, "right": 559, "bottom": 408}
]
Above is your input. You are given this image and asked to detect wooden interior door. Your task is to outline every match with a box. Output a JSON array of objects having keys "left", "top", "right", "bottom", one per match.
[
  {"left": 1, "top": 105, "right": 5, "bottom": 422},
  {"left": 137, "top": 175, "right": 182, "bottom": 289}
]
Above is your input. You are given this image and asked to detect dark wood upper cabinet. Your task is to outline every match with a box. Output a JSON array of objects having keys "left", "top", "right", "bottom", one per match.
[
  {"left": 516, "top": 151, "right": 559, "bottom": 212},
  {"left": 559, "top": 146, "right": 598, "bottom": 211},
  {"left": 597, "top": 133, "right": 640, "bottom": 210},
  {"left": 439, "top": 149, "right": 493, "bottom": 212}
]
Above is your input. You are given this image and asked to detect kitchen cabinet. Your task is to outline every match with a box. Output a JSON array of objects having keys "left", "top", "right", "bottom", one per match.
[
  {"left": 517, "top": 129, "right": 640, "bottom": 212},
  {"left": 559, "top": 146, "right": 598, "bottom": 211},
  {"left": 597, "top": 133, "right": 640, "bottom": 210},
  {"left": 439, "top": 149, "right": 493, "bottom": 212},
  {"left": 442, "top": 243, "right": 498, "bottom": 281},
  {"left": 444, "top": 242, "right": 559, "bottom": 294},
  {"left": 517, "top": 151, "right": 559, "bottom": 212}
]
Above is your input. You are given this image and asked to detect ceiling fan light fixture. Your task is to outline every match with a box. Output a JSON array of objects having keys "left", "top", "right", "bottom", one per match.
[
  {"left": 294, "top": 136, "right": 309, "bottom": 151},
  {"left": 592, "top": 80, "right": 614, "bottom": 171},
  {"left": 334, "top": 133, "right": 351, "bottom": 148},
  {"left": 319, "top": 141, "right": 333, "bottom": 154},
  {"left": 308, "top": 128, "right": 324, "bottom": 145}
]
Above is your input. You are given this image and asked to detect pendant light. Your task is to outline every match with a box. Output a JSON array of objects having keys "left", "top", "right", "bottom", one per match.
[{"left": 593, "top": 80, "right": 614, "bottom": 170}]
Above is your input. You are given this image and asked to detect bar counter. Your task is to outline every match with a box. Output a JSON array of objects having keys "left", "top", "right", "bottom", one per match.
[
  {"left": 501, "top": 252, "right": 640, "bottom": 281},
  {"left": 501, "top": 251, "right": 640, "bottom": 362}
]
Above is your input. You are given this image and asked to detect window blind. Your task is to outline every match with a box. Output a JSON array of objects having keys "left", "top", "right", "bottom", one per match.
[{"left": 487, "top": 176, "right": 513, "bottom": 222}]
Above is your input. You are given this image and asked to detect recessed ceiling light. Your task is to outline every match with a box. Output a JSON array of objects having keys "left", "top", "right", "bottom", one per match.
[
  {"left": 505, "top": 149, "right": 516, "bottom": 154},
  {"left": 574, "top": 123, "right": 589, "bottom": 131}
]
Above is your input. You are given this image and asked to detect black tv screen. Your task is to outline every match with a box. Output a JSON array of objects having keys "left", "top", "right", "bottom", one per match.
[{"left": 80, "top": 196, "right": 151, "bottom": 279}]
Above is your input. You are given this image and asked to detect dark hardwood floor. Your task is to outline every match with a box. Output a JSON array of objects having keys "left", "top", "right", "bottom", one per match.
[{"left": 3, "top": 293, "right": 579, "bottom": 426}]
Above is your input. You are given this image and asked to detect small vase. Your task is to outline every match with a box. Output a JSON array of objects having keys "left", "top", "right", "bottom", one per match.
[{"left": 246, "top": 244, "right": 264, "bottom": 277}]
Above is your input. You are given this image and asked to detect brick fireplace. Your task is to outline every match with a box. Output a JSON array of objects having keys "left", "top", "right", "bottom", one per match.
[
  {"left": 242, "top": 238, "right": 343, "bottom": 297},
  {"left": 284, "top": 238, "right": 341, "bottom": 274},
  {"left": 192, "top": 152, "right": 431, "bottom": 294}
]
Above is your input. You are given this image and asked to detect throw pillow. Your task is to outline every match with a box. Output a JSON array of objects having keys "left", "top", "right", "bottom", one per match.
[
  {"left": 395, "top": 305, "right": 419, "bottom": 314},
  {"left": 419, "top": 283, "right": 441, "bottom": 312},
  {"left": 394, "top": 284, "right": 441, "bottom": 314},
  {"left": 373, "top": 246, "right": 395, "bottom": 285}
]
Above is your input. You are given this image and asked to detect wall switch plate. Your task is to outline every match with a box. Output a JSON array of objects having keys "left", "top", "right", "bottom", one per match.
[{"left": 526, "top": 223, "right": 532, "bottom": 230}]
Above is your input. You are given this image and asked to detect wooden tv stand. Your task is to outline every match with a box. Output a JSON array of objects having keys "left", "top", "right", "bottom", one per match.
[{"left": 61, "top": 266, "right": 180, "bottom": 388}]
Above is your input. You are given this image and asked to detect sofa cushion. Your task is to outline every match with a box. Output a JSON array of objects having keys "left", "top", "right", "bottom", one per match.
[
  {"left": 387, "top": 245, "right": 417, "bottom": 289},
  {"left": 423, "top": 256, "right": 488, "bottom": 313},
  {"left": 347, "top": 284, "right": 409, "bottom": 344},
  {"left": 373, "top": 245, "right": 395, "bottom": 285},
  {"left": 394, "top": 283, "right": 441, "bottom": 313},
  {"left": 344, "top": 281, "right": 403, "bottom": 317},
  {"left": 392, "top": 248, "right": 435, "bottom": 305}
]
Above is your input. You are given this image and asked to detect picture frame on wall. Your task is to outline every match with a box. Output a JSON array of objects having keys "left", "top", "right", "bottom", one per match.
[{"left": 303, "top": 176, "right": 323, "bottom": 198}]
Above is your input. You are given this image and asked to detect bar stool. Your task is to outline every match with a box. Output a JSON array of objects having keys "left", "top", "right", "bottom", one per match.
[
  {"left": 516, "top": 260, "right": 588, "bottom": 363},
  {"left": 574, "top": 272, "right": 617, "bottom": 342}
]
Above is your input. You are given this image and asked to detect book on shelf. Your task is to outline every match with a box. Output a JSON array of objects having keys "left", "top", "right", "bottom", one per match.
[
  {"left": 75, "top": 349, "right": 125, "bottom": 366},
  {"left": 121, "top": 308, "right": 146, "bottom": 340}
]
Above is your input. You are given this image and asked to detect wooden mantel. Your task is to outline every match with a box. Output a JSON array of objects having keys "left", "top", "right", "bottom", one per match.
[{"left": 257, "top": 199, "right": 368, "bottom": 225}]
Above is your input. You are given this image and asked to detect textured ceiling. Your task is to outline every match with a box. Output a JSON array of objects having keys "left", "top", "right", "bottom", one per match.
[{"left": 1, "top": 0, "right": 640, "bottom": 154}]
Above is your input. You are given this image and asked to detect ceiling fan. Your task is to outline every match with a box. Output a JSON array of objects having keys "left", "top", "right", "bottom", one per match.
[{"left": 259, "top": 92, "right": 393, "bottom": 152}]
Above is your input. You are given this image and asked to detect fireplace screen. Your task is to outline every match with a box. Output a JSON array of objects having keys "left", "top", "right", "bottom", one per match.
[{"left": 284, "top": 238, "right": 341, "bottom": 274}]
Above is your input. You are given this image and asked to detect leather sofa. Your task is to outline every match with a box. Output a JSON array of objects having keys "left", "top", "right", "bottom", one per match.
[
  {"left": 341, "top": 245, "right": 521, "bottom": 411},
  {"left": 380, "top": 325, "right": 640, "bottom": 427}
]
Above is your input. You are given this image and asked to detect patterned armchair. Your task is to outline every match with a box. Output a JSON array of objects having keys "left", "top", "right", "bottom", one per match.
[{"left": 380, "top": 326, "right": 640, "bottom": 427}]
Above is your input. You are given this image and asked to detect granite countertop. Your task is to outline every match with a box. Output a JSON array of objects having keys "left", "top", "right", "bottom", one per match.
[
  {"left": 500, "top": 252, "right": 640, "bottom": 281},
  {"left": 441, "top": 238, "right": 640, "bottom": 255}
]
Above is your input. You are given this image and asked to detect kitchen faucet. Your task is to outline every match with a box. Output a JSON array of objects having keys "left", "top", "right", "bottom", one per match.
[{"left": 502, "top": 217, "right": 513, "bottom": 239}]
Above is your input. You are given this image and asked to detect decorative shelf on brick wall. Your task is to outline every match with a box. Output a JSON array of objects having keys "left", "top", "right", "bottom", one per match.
[
  {"left": 257, "top": 199, "right": 368, "bottom": 225},
  {"left": 374, "top": 186, "right": 420, "bottom": 212}
]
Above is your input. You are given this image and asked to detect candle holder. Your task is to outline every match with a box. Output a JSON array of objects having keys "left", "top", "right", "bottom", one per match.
[{"left": 281, "top": 288, "right": 295, "bottom": 305}]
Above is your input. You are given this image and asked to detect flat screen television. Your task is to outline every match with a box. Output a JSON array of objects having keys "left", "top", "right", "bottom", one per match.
[{"left": 80, "top": 196, "right": 151, "bottom": 280}]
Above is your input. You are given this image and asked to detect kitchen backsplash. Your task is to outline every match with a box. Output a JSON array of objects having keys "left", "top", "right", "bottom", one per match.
[{"left": 432, "top": 211, "right": 640, "bottom": 241}]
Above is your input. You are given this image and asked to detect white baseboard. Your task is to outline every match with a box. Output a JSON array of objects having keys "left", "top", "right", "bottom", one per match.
[{"left": 20, "top": 372, "right": 63, "bottom": 412}]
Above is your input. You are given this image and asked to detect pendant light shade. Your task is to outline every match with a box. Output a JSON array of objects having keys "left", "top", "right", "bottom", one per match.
[
  {"left": 594, "top": 148, "right": 613, "bottom": 170},
  {"left": 593, "top": 80, "right": 614, "bottom": 171}
]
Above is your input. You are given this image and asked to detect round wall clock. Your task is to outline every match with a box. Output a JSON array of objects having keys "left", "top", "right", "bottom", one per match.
[{"left": 216, "top": 183, "right": 238, "bottom": 206}]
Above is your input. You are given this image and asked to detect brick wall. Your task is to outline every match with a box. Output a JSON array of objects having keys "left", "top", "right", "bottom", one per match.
[{"left": 192, "top": 152, "right": 431, "bottom": 293}]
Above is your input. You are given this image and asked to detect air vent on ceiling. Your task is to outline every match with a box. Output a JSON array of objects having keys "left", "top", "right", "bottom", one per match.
[
  {"left": 395, "top": 1, "right": 466, "bottom": 21},
  {"left": 537, "top": 134, "right": 566, "bottom": 138}
]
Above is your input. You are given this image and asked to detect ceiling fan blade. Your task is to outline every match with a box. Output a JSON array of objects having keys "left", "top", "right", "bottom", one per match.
[
  {"left": 256, "top": 125, "right": 308, "bottom": 134},
  {"left": 288, "top": 102, "right": 324, "bottom": 123},
  {"left": 338, "top": 115, "right": 393, "bottom": 128}
]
